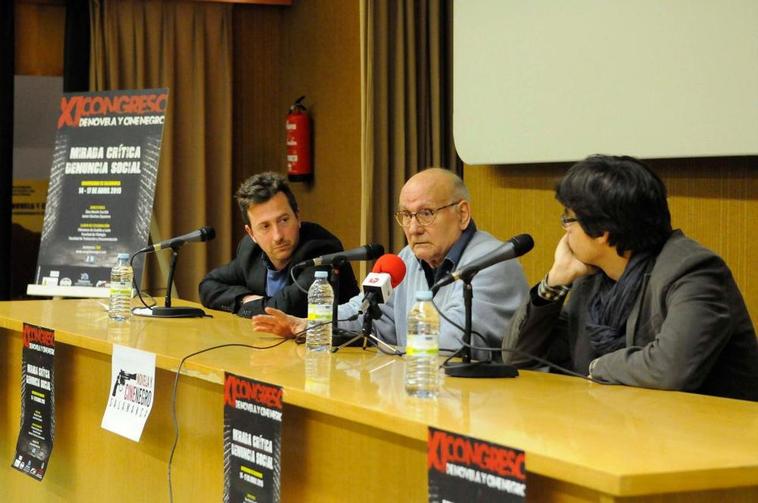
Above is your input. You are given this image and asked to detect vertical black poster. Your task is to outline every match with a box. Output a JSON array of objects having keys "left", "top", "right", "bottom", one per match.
[
  {"left": 223, "top": 373, "right": 283, "bottom": 503},
  {"left": 33, "top": 89, "right": 167, "bottom": 294},
  {"left": 11, "top": 323, "right": 56, "bottom": 481},
  {"left": 428, "top": 427, "right": 526, "bottom": 502}
]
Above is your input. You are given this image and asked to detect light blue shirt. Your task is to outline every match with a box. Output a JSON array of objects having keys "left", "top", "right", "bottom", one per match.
[
  {"left": 262, "top": 256, "right": 289, "bottom": 298},
  {"left": 338, "top": 229, "right": 529, "bottom": 358}
]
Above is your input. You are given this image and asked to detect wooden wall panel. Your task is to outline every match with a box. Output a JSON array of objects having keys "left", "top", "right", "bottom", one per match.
[
  {"left": 278, "top": 0, "right": 362, "bottom": 250},
  {"left": 231, "top": 0, "right": 361, "bottom": 255},
  {"left": 465, "top": 163, "right": 568, "bottom": 287},
  {"left": 465, "top": 157, "right": 758, "bottom": 326},
  {"left": 15, "top": 1, "right": 65, "bottom": 76}
]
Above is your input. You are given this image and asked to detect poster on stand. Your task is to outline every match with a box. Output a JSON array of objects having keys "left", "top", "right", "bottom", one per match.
[
  {"left": 11, "top": 323, "right": 56, "bottom": 481},
  {"left": 29, "top": 89, "right": 167, "bottom": 298},
  {"left": 223, "top": 373, "right": 283, "bottom": 503},
  {"left": 428, "top": 427, "right": 527, "bottom": 502}
]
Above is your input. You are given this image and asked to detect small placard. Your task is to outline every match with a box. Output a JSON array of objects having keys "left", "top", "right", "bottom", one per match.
[
  {"left": 101, "top": 344, "right": 156, "bottom": 442},
  {"left": 428, "top": 427, "right": 526, "bottom": 502},
  {"left": 224, "top": 373, "right": 284, "bottom": 503},
  {"left": 11, "top": 323, "right": 56, "bottom": 481}
]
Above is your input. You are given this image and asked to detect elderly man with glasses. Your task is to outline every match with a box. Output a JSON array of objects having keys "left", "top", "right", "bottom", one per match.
[{"left": 253, "top": 167, "right": 529, "bottom": 358}]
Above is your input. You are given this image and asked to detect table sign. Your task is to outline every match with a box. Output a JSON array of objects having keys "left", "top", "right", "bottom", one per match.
[
  {"left": 428, "top": 427, "right": 526, "bottom": 502},
  {"left": 224, "top": 373, "right": 283, "bottom": 503},
  {"left": 11, "top": 323, "right": 56, "bottom": 481},
  {"left": 101, "top": 344, "right": 156, "bottom": 441}
]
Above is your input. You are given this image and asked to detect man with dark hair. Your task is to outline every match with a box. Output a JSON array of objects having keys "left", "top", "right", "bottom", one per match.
[
  {"left": 199, "top": 171, "right": 359, "bottom": 318},
  {"left": 503, "top": 155, "right": 758, "bottom": 401}
]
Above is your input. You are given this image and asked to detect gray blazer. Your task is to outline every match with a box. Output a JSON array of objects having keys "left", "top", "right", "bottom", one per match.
[{"left": 503, "top": 230, "right": 758, "bottom": 401}]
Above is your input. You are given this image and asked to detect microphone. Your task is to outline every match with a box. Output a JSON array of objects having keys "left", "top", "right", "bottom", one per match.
[
  {"left": 361, "top": 254, "right": 406, "bottom": 314},
  {"left": 132, "top": 226, "right": 216, "bottom": 319},
  {"left": 371, "top": 253, "right": 406, "bottom": 288},
  {"left": 138, "top": 226, "right": 216, "bottom": 253},
  {"left": 432, "top": 234, "right": 534, "bottom": 290},
  {"left": 297, "top": 243, "right": 384, "bottom": 267},
  {"left": 330, "top": 254, "right": 407, "bottom": 356}
]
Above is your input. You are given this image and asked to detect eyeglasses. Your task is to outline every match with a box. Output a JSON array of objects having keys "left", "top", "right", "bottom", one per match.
[
  {"left": 560, "top": 213, "right": 579, "bottom": 229},
  {"left": 394, "top": 201, "right": 461, "bottom": 227}
]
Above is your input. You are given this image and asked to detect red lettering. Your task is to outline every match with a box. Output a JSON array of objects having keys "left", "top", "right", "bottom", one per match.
[
  {"left": 224, "top": 375, "right": 283, "bottom": 410},
  {"left": 57, "top": 93, "right": 168, "bottom": 128},
  {"left": 428, "top": 429, "right": 446, "bottom": 471},
  {"left": 124, "top": 384, "right": 136, "bottom": 401},
  {"left": 224, "top": 375, "right": 238, "bottom": 407},
  {"left": 427, "top": 429, "right": 526, "bottom": 481},
  {"left": 58, "top": 96, "right": 80, "bottom": 128},
  {"left": 22, "top": 324, "right": 55, "bottom": 348}
]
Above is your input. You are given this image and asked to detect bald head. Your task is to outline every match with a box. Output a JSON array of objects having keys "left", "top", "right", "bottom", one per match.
[
  {"left": 397, "top": 168, "right": 472, "bottom": 267},
  {"left": 402, "top": 168, "right": 470, "bottom": 204}
]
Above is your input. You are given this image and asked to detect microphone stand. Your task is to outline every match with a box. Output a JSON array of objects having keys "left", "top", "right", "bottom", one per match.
[
  {"left": 443, "top": 276, "right": 518, "bottom": 378},
  {"left": 328, "top": 256, "right": 358, "bottom": 345},
  {"left": 332, "top": 295, "right": 401, "bottom": 355},
  {"left": 139, "top": 247, "right": 206, "bottom": 318}
]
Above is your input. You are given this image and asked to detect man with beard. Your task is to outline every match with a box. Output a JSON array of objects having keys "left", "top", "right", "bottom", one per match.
[{"left": 200, "top": 172, "right": 358, "bottom": 318}]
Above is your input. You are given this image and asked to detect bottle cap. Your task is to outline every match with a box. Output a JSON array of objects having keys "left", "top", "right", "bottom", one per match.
[
  {"left": 314, "top": 270, "right": 329, "bottom": 279},
  {"left": 117, "top": 253, "right": 130, "bottom": 260},
  {"left": 415, "top": 290, "right": 433, "bottom": 301}
]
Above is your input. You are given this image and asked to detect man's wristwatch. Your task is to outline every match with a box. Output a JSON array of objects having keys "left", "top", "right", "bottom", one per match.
[{"left": 537, "top": 273, "right": 572, "bottom": 301}]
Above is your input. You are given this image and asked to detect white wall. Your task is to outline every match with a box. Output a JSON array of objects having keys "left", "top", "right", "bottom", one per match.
[{"left": 454, "top": 0, "right": 758, "bottom": 164}]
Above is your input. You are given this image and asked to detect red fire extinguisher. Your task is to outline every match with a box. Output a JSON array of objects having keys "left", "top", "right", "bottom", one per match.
[{"left": 286, "top": 96, "right": 313, "bottom": 182}]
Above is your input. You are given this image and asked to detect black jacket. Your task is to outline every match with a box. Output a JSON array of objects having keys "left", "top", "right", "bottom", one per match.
[{"left": 199, "top": 222, "right": 359, "bottom": 318}]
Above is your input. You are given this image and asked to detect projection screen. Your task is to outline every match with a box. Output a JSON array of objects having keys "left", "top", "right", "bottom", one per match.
[{"left": 453, "top": 0, "right": 758, "bottom": 164}]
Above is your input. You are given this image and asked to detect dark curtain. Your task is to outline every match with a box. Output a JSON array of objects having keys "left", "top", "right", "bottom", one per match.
[
  {"left": 90, "top": 0, "right": 234, "bottom": 301},
  {"left": 0, "top": 1, "right": 14, "bottom": 300},
  {"left": 361, "top": 0, "right": 461, "bottom": 254},
  {"left": 64, "top": 0, "right": 91, "bottom": 92}
]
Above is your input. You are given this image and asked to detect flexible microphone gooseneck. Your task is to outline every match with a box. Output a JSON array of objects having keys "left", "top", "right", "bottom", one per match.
[
  {"left": 433, "top": 234, "right": 534, "bottom": 290},
  {"left": 296, "top": 243, "right": 384, "bottom": 268},
  {"left": 138, "top": 226, "right": 216, "bottom": 254},
  {"left": 133, "top": 226, "right": 216, "bottom": 319}
]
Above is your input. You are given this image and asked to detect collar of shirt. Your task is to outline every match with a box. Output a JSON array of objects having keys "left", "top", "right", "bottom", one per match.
[
  {"left": 261, "top": 254, "right": 290, "bottom": 297},
  {"left": 420, "top": 220, "right": 478, "bottom": 290},
  {"left": 260, "top": 251, "right": 278, "bottom": 272}
]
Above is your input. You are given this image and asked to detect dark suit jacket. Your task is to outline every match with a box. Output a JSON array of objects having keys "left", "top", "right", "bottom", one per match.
[
  {"left": 199, "top": 222, "right": 359, "bottom": 318},
  {"left": 503, "top": 230, "right": 758, "bottom": 401}
]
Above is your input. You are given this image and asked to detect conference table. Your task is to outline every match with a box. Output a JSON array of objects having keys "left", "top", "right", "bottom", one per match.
[{"left": 0, "top": 299, "right": 756, "bottom": 502}]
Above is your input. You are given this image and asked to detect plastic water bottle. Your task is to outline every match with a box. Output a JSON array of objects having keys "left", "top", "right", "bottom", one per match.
[
  {"left": 304, "top": 351, "right": 331, "bottom": 394},
  {"left": 405, "top": 290, "right": 440, "bottom": 398},
  {"left": 306, "top": 270, "right": 334, "bottom": 351},
  {"left": 109, "top": 253, "right": 133, "bottom": 321}
]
